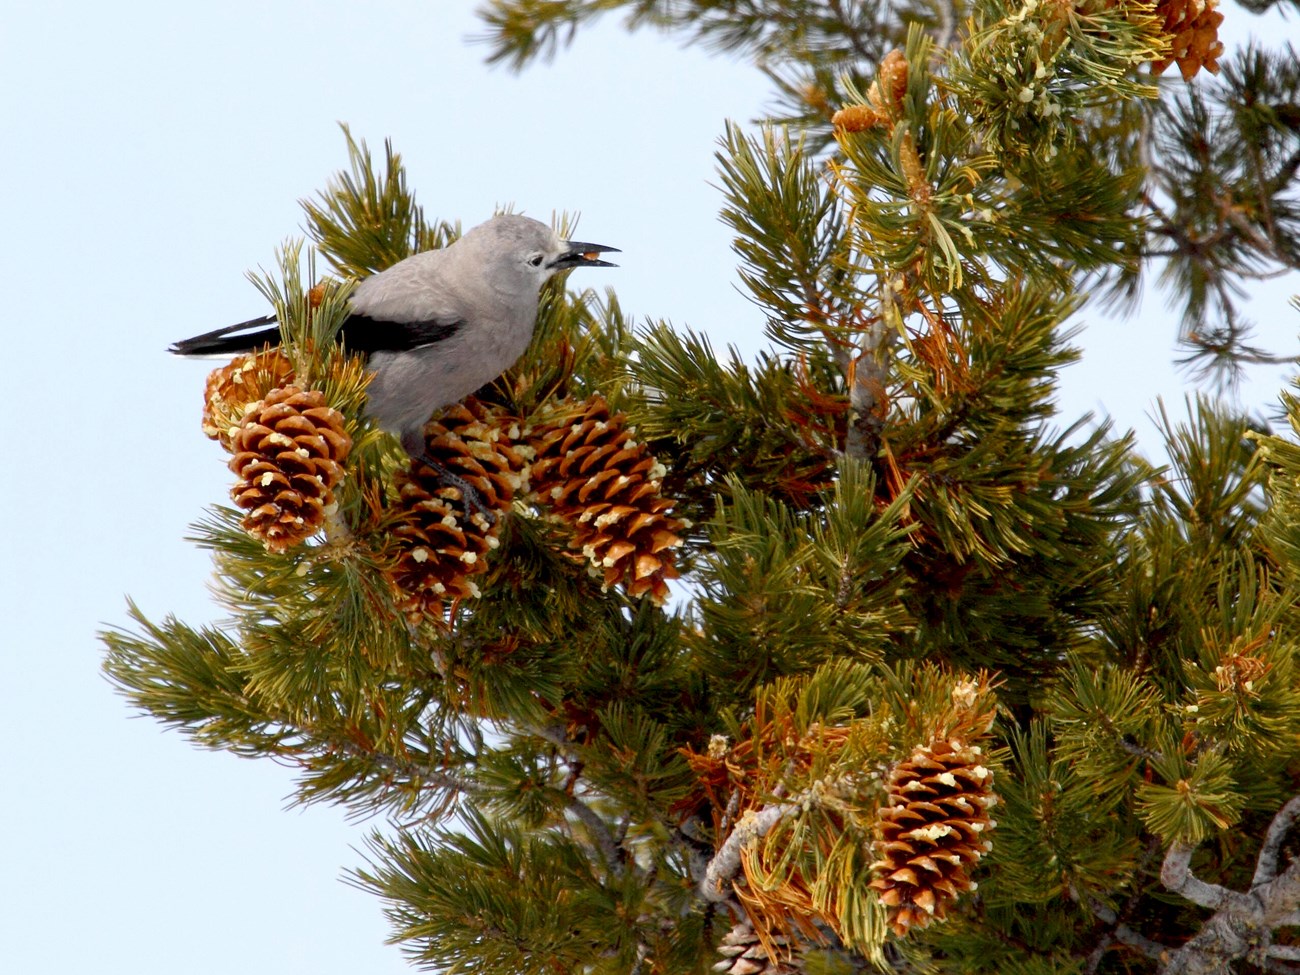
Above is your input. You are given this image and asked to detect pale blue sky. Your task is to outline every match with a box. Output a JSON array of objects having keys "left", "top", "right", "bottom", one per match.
[{"left": 1, "top": 2, "right": 1295, "bottom": 973}]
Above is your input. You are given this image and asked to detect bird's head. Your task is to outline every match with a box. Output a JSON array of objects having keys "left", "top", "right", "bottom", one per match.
[{"left": 463, "top": 214, "right": 619, "bottom": 297}]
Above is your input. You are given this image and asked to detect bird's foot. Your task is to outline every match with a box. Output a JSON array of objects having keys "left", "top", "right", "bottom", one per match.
[{"left": 416, "top": 454, "right": 498, "bottom": 528}]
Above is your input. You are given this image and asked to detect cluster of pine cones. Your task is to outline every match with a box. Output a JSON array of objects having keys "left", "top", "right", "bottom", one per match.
[{"left": 200, "top": 352, "right": 683, "bottom": 617}]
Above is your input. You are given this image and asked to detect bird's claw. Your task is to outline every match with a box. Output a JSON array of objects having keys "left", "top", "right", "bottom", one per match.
[{"left": 416, "top": 454, "right": 498, "bottom": 528}]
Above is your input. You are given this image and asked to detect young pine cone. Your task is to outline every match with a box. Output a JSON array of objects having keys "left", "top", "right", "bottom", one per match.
[
  {"left": 870, "top": 738, "right": 997, "bottom": 937},
  {"left": 831, "top": 48, "right": 907, "bottom": 133},
  {"left": 527, "top": 396, "right": 683, "bottom": 605},
  {"left": 228, "top": 385, "right": 351, "bottom": 553},
  {"left": 832, "top": 104, "right": 886, "bottom": 133},
  {"left": 387, "top": 400, "right": 527, "bottom": 620}
]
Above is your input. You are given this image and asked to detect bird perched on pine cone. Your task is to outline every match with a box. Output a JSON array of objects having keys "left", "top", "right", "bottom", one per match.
[{"left": 171, "top": 214, "right": 617, "bottom": 506}]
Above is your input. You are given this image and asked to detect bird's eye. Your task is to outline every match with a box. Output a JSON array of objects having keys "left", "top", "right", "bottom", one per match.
[{"left": 528, "top": 254, "right": 544, "bottom": 267}]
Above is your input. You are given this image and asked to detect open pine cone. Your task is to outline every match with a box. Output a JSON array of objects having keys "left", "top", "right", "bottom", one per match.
[
  {"left": 870, "top": 737, "right": 997, "bottom": 937},
  {"left": 387, "top": 400, "right": 526, "bottom": 620},
  {"left": 713, "top": 919, "right": 801, "bottom": 975},
  {"left": 527, "top": 396, "right": 683, "bottom": 605},
  {"left": 1149, "top": 0, "right": 1224, "bottom": 80},
  {"left": 202, "top": 348, "right": 295, "bottom": 448},
  {"left": 228, "top": 385, "right": 351, "bottom": 553}
]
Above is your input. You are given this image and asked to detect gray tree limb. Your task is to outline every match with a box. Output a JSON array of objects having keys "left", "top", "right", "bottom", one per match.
[
  {"left": 1160, "top": 796, "right": 1300, "bottom": 974},
  {"left": 1255, "top": 797, "right": 1300, "bottom": 887},
  {"left": 700, "top": 801, "right": 801, "bottom": 903}
]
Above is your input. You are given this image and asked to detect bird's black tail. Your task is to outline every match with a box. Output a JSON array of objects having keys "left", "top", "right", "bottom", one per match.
[{"left": 168, "top": 314, "right": 281, "bottom": 356}]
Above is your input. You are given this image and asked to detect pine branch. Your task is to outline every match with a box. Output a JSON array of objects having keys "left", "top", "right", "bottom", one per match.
[
  {"left": 565, "top": 792, "right": 625, "bottom": 876},
  {"left": 1160, "top": 843, "right": 1234, "bottom": 910},
  {"left": 1086, "top": 901, "right": 1172, "bottom": 967},
  {"left": 1255, "top": 796, "right": 1300, "bottom": 886},
  {"left": 1119, "top": 736, "right": 1164, "bottom": 763},
  {"left": 1160, "top": 796, "right": 1300, "bottom": 974},
  {"left": 328, "top": 735, "right": 486, "bottom": 802},
  {"left": 477, "top": 0, "right": 899, "bottom": 72},
  {"left": 674, "top": 818, "right": 717, "bottom": 887},
  {"left": 700, "top": 799, "right": 802, "bottom": 903},
  {"left": 1083, "top": 835, "right": 1169, "bottom": 973},
  {"left": 845, "top": 288, "right": 894, "bottom": 461}
]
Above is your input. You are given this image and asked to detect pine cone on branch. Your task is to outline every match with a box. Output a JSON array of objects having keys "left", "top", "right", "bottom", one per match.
[
  {"left": 713, "top": 919, "right": 802, "bottom": 975},
  {"left": 870, "top": 737, "right": 998, "bottom": 938},
  {"left": 832, "top": 48, "right": 907, "bottom": 133},
  {"left": 832, "top": 104, "right": 887, "bottom": 133},
  {"left": 527, "top": 396, "right": 683, "bottom": 605},
  {"left": 387, "top": 400, "right": 526, "bottom": 621},
  {"left": 202, "top": 349, "right": 295, "bottom": 448},
  {"left": 228, "top": 385, "right": 351, "bottom": 553},
  {"left": 1149, "top": 0, "right": 1224, "bottom": 80}
]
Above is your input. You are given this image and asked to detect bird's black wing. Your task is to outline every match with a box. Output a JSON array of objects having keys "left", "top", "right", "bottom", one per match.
[
  {"left": 169, "top": 315, "right": 280, "bottom": 356},
  {"left": 170, "top": 312, "right": 464, "bottom": 358},
  {"left": 336, "top": 313, "right": 464, "bottom": 354}
]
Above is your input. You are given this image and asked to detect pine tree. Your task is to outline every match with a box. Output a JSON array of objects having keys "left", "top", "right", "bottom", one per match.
[{"left": 102, "top": 1, "right": 1300, "bottom": 971}]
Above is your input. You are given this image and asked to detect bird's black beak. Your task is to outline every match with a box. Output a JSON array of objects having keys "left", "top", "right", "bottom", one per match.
[{"left": 550, "top": 240, "right": 620, "bottom": 270}]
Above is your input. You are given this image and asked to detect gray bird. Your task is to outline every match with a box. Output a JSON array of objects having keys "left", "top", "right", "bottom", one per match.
[{"left": 171, "top": 213, "right": 617, "bottom": 512}]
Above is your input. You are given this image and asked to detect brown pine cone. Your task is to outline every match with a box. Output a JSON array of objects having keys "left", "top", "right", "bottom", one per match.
[
  {"left": 713, "top": 919, "right": 801, "bottom": 975},
  {"left": 202, "top": 349, "right": 295, "bottom": 448},
  {"left": 870, "top": 737, "right": 998, "bottom": 937},
  {"left": 228, "top": 385, "right": 351, "bottom": 552},
  {"left": 527, "top": 396, "right": 683, "bottom": 605},
  {"left": 387, "top": 400, "right": 527, "bottom": 620},
  {"left": 1150, "top": 0, "right": 1224, "bottom": 80}
]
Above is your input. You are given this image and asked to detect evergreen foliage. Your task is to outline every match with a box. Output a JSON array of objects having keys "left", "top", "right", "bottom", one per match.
[{"left": 102, "top": 3, "right": 1300, "bottom": 972}]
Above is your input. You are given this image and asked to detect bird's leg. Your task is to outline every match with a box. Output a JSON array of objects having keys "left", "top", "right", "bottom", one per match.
[
  {"left": 400, "top": 427, "right": 497, "bottom": 527},
  {"left": 415, "top": 452, "right": 498, "bottom": 528}
]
